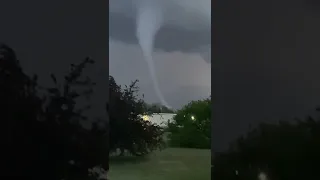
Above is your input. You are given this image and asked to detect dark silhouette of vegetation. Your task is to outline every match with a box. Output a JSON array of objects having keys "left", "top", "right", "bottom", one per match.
[
  {"left": 1, "top": 44, "right": 108, "bottom": 180},
  {"left": 167, "top": 98, "right": 211, "bottom": 149},
  {"left": 143, "top": 102, "right": 175, "bottom": 113},
  {"left": 109, "top": 77, "right": 165, "bottom": 156},
  {"left": 212, "top": 109, "right": 320, "bottom": 180}
]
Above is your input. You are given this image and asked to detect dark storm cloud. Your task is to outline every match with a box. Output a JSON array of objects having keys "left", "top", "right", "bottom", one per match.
[
  {"left": 213, "top": 0, "right": 320, "bottom": 151},
  {"left": 109, "top": 0, "right": 211, "bottom": 63},
  {"left": 109, "top": 12, "right": 211, "bottom": 54}
]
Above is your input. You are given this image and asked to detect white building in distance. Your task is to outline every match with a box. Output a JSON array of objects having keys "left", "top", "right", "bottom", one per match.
[{"left": 140, "top": 113, "right": 176, "bottom": 127}]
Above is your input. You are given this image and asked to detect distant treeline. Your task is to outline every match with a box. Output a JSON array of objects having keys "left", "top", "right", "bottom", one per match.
[{"left": 144, "top": 102, "right": 175, "bottom": 113}]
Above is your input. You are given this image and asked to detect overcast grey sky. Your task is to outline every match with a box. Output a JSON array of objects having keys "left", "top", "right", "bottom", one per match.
[{"left": 110, "top": 39, "right": 211, "bottom": 108}]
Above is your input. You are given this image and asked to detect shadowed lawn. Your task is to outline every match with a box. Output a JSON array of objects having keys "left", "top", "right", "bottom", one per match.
[{"left": 108, "top": 148, "right": 211, "bottom": 180}]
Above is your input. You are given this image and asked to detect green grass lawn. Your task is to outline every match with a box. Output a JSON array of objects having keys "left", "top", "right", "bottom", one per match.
[{"left": 108, "top": 148, "right": 211, "bottom": 180}]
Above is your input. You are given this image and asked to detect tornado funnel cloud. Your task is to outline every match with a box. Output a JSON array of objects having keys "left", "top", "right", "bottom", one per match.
[
  {"left": 109, "top": 0, "right": 212, "bottom": 108},
  {"left": 136, "top": 3, "right": 172, "bottom": 108}
]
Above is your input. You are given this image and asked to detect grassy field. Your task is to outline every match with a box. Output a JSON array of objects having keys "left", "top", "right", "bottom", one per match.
[{"left": 108, "top": 148, "right": 211, "bottom": 180}]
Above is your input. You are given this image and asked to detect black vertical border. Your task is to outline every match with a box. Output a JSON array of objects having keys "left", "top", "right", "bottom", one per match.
[
  {"left": 106, "top": 0, "right": 110, "bottom": 175},
  {"left": 211, "top": 0, "right": 215, "bottom": 178}
]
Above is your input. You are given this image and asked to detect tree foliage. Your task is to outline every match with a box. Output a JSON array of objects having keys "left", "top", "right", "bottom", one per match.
[
  {"left": 109, "top": 77, "right": 165, "bottom": 156},
  {"left": 212, "top": 110, "right": 320, "bottom": 180},
  {"left": 167, "top": 97, "right": 211, "bottom": 149},
  {"left": 1, "top": 44, "right": 108, "bottom": 180}
]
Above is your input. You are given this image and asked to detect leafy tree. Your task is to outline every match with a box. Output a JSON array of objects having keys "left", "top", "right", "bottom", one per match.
[
  {"left": 212, "top": 109, "right": 320, "bottom": 180},
  {"left": 40, "top": 57, "right": 109, "bottom": 180},
  {"left": 109, "top": 77, "right": 165, "bottom": 156},
  {"left": 167, "top": 97, "right": 211, "bottom": 149},
  {"left": 0, "top": 44, "right": 109, "bottom": 180},
  {"left": 0, "top": 44, "right": 48, "bottom": 178}
]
